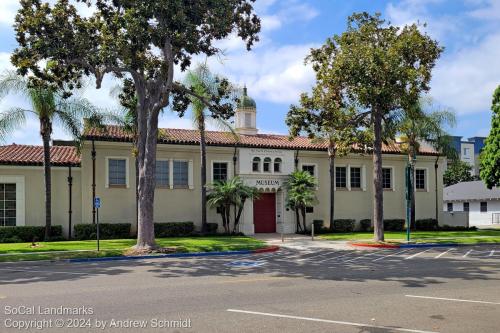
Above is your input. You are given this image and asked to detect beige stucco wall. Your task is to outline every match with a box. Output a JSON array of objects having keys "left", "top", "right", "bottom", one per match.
[
  {"left": 2, "top": 140, "right": 445, "bottom": 236},
  {"left": 0, "top": 165, "right": 82, "bottom": 237}
]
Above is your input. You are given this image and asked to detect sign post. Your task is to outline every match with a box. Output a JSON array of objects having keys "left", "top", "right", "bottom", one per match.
[{"left": 94, "top": 197, "right": 101, "bottom": 251}]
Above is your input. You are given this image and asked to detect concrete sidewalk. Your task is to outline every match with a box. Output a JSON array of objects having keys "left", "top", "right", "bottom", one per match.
[{"left": 253, "top": 233, "right": 354, "bottom": 250}]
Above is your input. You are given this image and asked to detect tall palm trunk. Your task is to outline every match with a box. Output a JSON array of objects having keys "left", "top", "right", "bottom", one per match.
[
  {"left": 373, "top": 111, "right": 384, "bottom": 241},
  {"left": 233, "top": 197, "right": 246, "bottom": 233},
  {"left": 199, "top": 117, "right": 208, "bottom": 233},
  {"left": 301, "top": 207, "right": 307, "bottom": 232},
  {"left": 434, "top": 156, "right": 439, "bottom": 222},
  {"left": 328, "top": 144, "right": 336, "bottom": 232},
  {"left": 295, "top": 207, "right": 301, "bottom": 232},
  {"left": 40, "top": 118, "right": 52, "bottom": 241},
  {"left": 408, "top": 151, "right": 416, "bottom": 230}
]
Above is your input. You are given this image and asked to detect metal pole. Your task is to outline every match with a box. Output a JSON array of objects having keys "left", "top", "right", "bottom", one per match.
[
  {"left": 92, "top": 140, "right": 96, "bottom": 225},
  {"left": 311, "top": 222, "right": 315, "bottom": 241},
  {"left": 96, "top": 207, "right": 100, "bottom": 251}
]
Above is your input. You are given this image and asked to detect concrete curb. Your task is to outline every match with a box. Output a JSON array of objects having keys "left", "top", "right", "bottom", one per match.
[
  {"left": 68, "top": 245, "right": 280, "bottom": 263},
  {"left": 350, "top": 241, "right": 498, "bottom": 249}
]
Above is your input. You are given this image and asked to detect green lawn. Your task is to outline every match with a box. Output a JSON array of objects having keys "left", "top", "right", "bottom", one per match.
[
  {"left": 319, "top": 230, "right": 500, "bottom": 244},
  {"left": 0, "top": 236, "right": 265, "bottom": 262}
]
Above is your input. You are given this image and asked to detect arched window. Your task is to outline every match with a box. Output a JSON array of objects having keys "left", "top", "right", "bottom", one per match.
[
  {"left": 263, "top": 157, "right": 272, "bottom": 172},
  {"left": 252, "top": 157, "right": 261, "bottom": 172},
  {"left": 274, "top": 158, "right": 282, "bottom": 173}
]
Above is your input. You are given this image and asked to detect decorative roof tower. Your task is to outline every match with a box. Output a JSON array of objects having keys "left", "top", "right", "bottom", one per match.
[{"left": 235, "top": 86, "right": 258, "bottom": 135}]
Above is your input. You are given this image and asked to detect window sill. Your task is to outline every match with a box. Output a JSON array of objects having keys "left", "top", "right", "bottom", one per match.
[
  {"left": 383, "top": 188, "right": 393, "bottom": 191},
  {"left": 108, "top": 185, "right": 127, "bottom": 189},
  {"left": 173, "top": 186, "right": 190, "bottom": 190},
  {"left": 350, "top": 187, "right": 362, "bottom": 191},
  {"left": 336, "top": 187, "right": 348, "bottom": 191},
  {"left": 416, "top": 189, "right": 427, "bottom": 192}
]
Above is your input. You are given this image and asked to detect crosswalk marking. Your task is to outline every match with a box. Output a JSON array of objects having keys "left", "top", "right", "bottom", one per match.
[{"left": 372, "top": 249, "right": 409, "bottom": 262}]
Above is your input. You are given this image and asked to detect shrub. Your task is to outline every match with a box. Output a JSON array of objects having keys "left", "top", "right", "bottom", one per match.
[
  {"left": 74, "top": 223, "right": 131, "bottom": 240},
  {"left": 439, "top": 225, "right": 477, "bottom": 231},
  {"left": 311, "top": 220, "right": 329, "bottom": 234},
  {"left": 359, "top": 219, "right": 372, "bottom": 232},
  {"left": 205, "top": 223, "right": 218, "bottom": 235},
  {"left": 332, "top": 219, "right": 355, "bottom": 233},
  {"left": 0, "top": 226, "right": 63, "bottom": 243},
  {"left": 383, "top": 219, "right": 405, "bottom": 231},
  {"left": 154, "top": 222, "right": 195, "bottom": 237},
  {"left": 416, "top": 218, "right": 438, "bottom": 231}
]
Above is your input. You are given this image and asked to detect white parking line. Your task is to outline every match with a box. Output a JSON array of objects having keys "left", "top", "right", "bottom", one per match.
[
  {"left": 342, "top": 250, "right": 387, "bottom": 263},
  {"left": 0, "top": 268, "right": 88, "bottom": 275},
  {"left": 295, "top": 252, "right": 331, "bottom": 262},
  {"left": 435, "top": 248, "right": 455, "bottom": 258},
  {"left": 372, "top": 249, "right": 409, "bottom": 262},
  {"left": 489, "top": 250, "right": 495, "bottom": 257},
  {"left": 405, "top": 249, "right": 430, "bottom": 260},
  {"left": 463, "top": 249, "right": 473, "bottom": 258},
  {"left": 406, "top": 295, "right": 500, "bottom": 305},
  {"left": 227, "top": 309, "right": 439, "bottom": 333}
]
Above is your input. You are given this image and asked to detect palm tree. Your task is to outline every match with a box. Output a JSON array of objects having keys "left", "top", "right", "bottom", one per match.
[
  {"left": 0, "top": 70, "right": 102, "bottom": 240},
  {"left": 398, "top": 98, "right": 456, "bottom": 228},
  {"left": 207, "top": 177, "right": 258, "bottom": 234},
  {"left": 284, "top": 170, "right": 318, "bottom": 233},
  {"left": 184, "top": 63, "right": 239, "bottom": 233}
]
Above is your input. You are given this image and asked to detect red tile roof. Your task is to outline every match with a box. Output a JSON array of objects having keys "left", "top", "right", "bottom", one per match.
[
  {"left": 84, "top": 125, "right": 439, "bottom": 156},
  {"left": 0, "top": 144, "right": 80, "bottom": 166}
]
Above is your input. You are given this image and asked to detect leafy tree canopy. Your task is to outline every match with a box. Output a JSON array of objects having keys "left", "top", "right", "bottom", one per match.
[
  {"left": 480, "top": 86, "right": 500, "bottom": 189},
  {"left": 444, "top": 160, "right": 474, "bottom": 187}
]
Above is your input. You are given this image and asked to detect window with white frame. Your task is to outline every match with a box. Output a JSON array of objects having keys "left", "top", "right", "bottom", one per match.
[
  {"left": 463, "top": 202, "right": 469, "bottom": 212},
  {"left": 350, "top": 167, "right": 361, "bottom": 189},
  {"left": 335, "top": 166, "right": 347, "bottom": 188},
  {"left": 480, "top": 201, "right": 488, "bottom": 212},
  {"left": 252, "top": 157, "right": 261, "bottom": 172},
  {"left": 173, "top": 160, "right": 189, "bottom": 188},
  {"left": 155, "top": 160, "right": 169, "bottom": 187},
  {"left": 382, "top": 168, "right": 392, "bottom": 189},
  {"left": 274, "top": 158, "right": 282, "bottom": 173},
  {"left": 263, "top": 157, "right": 272, "bottom": 172},
  {"left": 108, "top": 158, "right": 127, "bottom": 187},
  {"left": 447, "top": 202, "right": 453, "bottom": 212},
  {"left": 415, "top": 169, "right": 426, "bottom": 190},
  {"left": 213, "top": 162, "right": 228, "bottom": 182},
  {"left": 302, "top": 164, "right": 315, "bottom": 177},
  {"left": 0, "top": 184, "right": 16, "bottom": 226}
]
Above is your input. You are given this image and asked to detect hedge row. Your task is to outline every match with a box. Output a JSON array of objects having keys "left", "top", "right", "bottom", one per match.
[
  {"left": 74, "top": 223, "right": 132, "bottom": 240},
  {"left": 154, "top": 222, "right": 194, "bottom": 237},
  {"left": 0, "top": 226, "right": 63, "bottom": 243}
]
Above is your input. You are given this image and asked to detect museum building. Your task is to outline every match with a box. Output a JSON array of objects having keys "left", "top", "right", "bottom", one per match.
[{"left": 0, "top": 89, "right": 445, "bottom": 236}]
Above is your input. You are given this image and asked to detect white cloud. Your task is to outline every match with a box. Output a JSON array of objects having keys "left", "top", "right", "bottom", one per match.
[
  {"left": 431, "top": 33, "right": 500, "bottom": 115},
  {"left": 468, "top": 0, "right": 500, "bottom": 19},
  {"left": 0, "top": 0, "right": 19, "bottom": 26}
]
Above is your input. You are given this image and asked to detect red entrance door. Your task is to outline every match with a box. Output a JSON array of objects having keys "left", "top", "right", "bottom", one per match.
[{"left": 253, "top": 193, "right": 276, "bottom": 233}]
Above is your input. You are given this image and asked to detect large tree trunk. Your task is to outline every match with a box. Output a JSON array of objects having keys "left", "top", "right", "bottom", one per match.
[
  {"left": 41, "top": 119, "right": 52, "bottom": 241},
  {"left": 328, "top": 145, "right": 336, "bottom": 232},
  {"left": 199, "top": 118, "right": 208, "bottom": 233},
  {"left": 135, "top": 109, "right": 159, "bottom": 250},
  {"left": 135, "top": 156, "right": 139, "bottom": 236},
  {"left": 372, "top": 111, "right": 384, "bottom": 242}
]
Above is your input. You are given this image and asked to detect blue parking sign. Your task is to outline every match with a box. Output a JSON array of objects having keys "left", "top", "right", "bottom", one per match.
[{"left": 94, "top": 197, "right": 101, "bottom": 209}]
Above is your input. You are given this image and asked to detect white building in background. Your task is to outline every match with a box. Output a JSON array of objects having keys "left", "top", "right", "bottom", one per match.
[{"left": 444, "top": 180, "right": 500, "bottom": 227}]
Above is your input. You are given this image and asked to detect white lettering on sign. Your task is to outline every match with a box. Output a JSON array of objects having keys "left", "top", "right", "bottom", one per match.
[{"left": 255, "top": 180, "right": 280, "bottom": 186}]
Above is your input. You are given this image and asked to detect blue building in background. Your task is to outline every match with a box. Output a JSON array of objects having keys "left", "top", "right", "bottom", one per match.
[{"left": 449, "top": 136, "right": 486, "bottom": 176}]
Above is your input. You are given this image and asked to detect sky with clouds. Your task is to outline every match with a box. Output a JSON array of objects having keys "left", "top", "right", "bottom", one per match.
[{"left": 0, "top": 0, "right": 498, "bottom": 145}]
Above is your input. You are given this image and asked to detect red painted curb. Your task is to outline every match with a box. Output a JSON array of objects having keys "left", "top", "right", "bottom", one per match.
[
  {"left": 253, "top": 245, "right": 280, "bottom": 253},
  {"left": 350, "top": 242, "right": 400, "bottom": 249}
]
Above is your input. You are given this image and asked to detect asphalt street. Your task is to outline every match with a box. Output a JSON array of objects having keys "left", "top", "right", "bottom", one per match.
[{"left": 0, "top": 245, "right": 499, "bottom": 333}]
